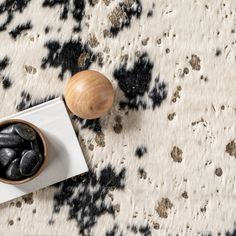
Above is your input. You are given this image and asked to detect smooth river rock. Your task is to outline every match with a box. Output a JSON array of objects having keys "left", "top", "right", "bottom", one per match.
[
  {"left": 0, "top": 134, "right": 24, "bottom": 148},
  {"left": 0, "top": 125, "right": 15, "bottom": 134},
  {"left": 30, "top": 139, "right": 40, "bottom": 152},
  {"left": 5, "top": 158, "right": 24, "bottom": 180},
  {"left": 20, "top": 150, "right": 43, "bottom": 176},
  {"left": 21, "top": 149, "right": 30, "bottom": 157},
  {"left": 0, "top": 148, "right": 17, "bottom": 168},
  {"left": 14, "top": 123, "right": 36, "bottom": 141}
]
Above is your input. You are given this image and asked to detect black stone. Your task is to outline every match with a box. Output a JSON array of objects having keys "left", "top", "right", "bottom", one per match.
[
  {"left": 0, "top": 148, "right": 17, "bottom": 168},
  {"left": 14, "top": 123, "right": 36, "bottom": 141},
  {"left": 20, "top": 140, "right": 32, "bottom": 153},
  {"left": 0, "top": 134, "right": 24, "bottom": 148},
  {"left": 5, "top": 158, "right": 24, "bottom": 180},
  {"left": 21, "top": 149, "right": 30, "bottom": 157},
  {"left": 0, "top": 125, "right": 15, "bottom": 134},
  {"left": 20, "top": 150, "right": 43, "bottom": 176},
  {"left": 30, "top": 139, "right": 40, "bottom": 152}
]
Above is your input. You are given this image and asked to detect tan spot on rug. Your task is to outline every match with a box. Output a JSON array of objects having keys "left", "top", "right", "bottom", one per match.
[
  {"left": 24, "top": 65, "right": 37, "bottom": 74},
  {"left": 15, "top": 201, "right": 22, "bottom": 208},
  {"left": 183, "top": 67, "right": 189, "bottom": 74},
  {"left": 215, "top": 168, "right": 223, "bottom": 176},
  {"left": 22, "top": 193, "right": 34, "bottom": 205},
  {"left": 109, "top": 6, "right": 124, "bottom": 28},
  {"left": 155, "top": 198, "right": 173, "bottom": 218},
  {"left": 172, "top": 86, "right": 181, "bottom": 103},
  {"left": 77, "top": 52, "right": 91, "bottom": 68},
  {"left": 189, "top": 54, "right": 201, "bottom": 70},
  {"left": 226, "top": 140, "right": 236, "bottom": 157},
  {"left": 181, "top": 191, "right": 188, "bottom": 199},
  {"left": 103, "top": 29, "right": 112, "bottom": 38},
  {"left": 88, "top": 33, "right": 99, "bottom": 48},
  {"left": 108, "top": 193, "right": 114, "bottom": 201},
  {"left": 142, "top": 37, "right": 149, "bottom": 46},
  {"left": 102, "top": 0, "right": 111, "bottom": 6},
  {"left": 90, "top": 0, "right": 99, "bottom": 5},
  {"left": 88, "top": 143, "right": 94, "bottom": 151},
  {"left": 153, "top": 222, "right": 160, "bottom": 230},
  {"left": 113, "top": 204, "right": 120, "bottom": 213},
  {"left": 171, "top": 146, "right": 183, "bottom": 162},
  {"left": 168, "top": 112, "right": 176, "bottom": 121},
  {"left": 80, "top": 137, "right": 87, "bottom": 150},
  {"left": 113, "top": 115, "right": 123, "bottom": 134},
  {"left": 95, "top": 132, "right": 105, "bottom": 147},
  {"left": 8, "top": 220, "right": 14, "bottom": 226},
  {"left": 157, "top": 38, "right": 162, "bottom": 44}
]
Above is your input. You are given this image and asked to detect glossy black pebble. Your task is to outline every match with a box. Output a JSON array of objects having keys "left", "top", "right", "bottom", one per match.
[
  {"left": 5, "top": 158, "right": 24, "bottom": 180},
  {"left": 0, "top": 125, "right": 15, "bottom": 134},
  {"left": 0, "top": 134, "right": 24, "bottom": 148},
  {"left": 20, "top": 150, "right": 43, "bottom": 176},
  {"left": 0, "top": 148, "right": 17, "bottom": 168},
  {"left": 14, "top": 123, "right": 36, "bottom": 141},
  {"left": 30, "top": 139, "right": 40, "bottom": 152},
  {"left": 21, "top": 149, "right": 30, "bottom": 157}
]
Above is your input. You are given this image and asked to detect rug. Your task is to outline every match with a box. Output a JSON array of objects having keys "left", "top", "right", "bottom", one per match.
[{"left": 0, "top": 0, "right": 236, "bottom": 235}]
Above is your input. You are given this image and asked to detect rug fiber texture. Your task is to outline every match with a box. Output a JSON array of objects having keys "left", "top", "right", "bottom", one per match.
[{"left": 0, "top": 0, "right": 236, "bottom": 235}]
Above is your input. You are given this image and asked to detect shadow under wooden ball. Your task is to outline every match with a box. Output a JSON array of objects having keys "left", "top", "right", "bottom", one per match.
[{"left": 64, "top": 70, "right": 115, "bottom": 119}]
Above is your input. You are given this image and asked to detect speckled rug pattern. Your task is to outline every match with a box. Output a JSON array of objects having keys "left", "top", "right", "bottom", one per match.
[{"left": 0, "top": 0, "right": 236, "bottom": 235}]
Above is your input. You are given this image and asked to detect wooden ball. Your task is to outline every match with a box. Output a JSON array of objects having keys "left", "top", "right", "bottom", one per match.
[{"left": 64, "top": 70, "right": 115, "bottom": 119}]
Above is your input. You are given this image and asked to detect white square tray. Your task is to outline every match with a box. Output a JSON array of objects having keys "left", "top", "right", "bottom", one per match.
[{"left": 0, "top": 97, "right": 88, "bottom": 204}]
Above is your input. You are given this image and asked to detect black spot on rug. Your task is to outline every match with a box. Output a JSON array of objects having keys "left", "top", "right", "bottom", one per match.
[
  {"left": 114, "top": 53, "right": 167, "bottom": 110},
  {"left": 9, "top": 21, "right": 32, "bottom": 39},
  {"left": 41, "top": 39, "right": 95, "bottom": 80},
  {"left": 106, "top": 224, "right": 122, "bottom": 236},
  {"left": 0, "top": 56, "right": 12, "bottom": 89},
  {"left": 226, "top": 227, "right": 236, "bottom": 236},
  {"left": 42, "top": 0, "right": 86, "bottom": 32},
  {"left": 0, "top": 57, "right": 9, "bottom": 71},
  {"left": 135, "top": 146, "right": 147, "bottom": 158},
  {"left": 52, "top": 165, "right": 126, "bottom": 235},
  {"left": 16, "top": 92, "right": 56, "bottom": 111},
  {"left": 0, "top": 0, "right": 31, "bottom": 31}
]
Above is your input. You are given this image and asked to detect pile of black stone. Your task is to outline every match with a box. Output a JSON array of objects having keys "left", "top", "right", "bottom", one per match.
[{"left": 0, "top": 122, "right": 44, "bottom": 181}]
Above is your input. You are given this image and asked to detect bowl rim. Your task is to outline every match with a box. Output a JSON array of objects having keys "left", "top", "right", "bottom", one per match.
[{"left": 0, "top": 118, "right": 48, "bottom": 185}]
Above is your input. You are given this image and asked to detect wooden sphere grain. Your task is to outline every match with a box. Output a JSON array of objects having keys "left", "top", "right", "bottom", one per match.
[{"left": 64, "top": 70, "right": 114, "bottom": 119}]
